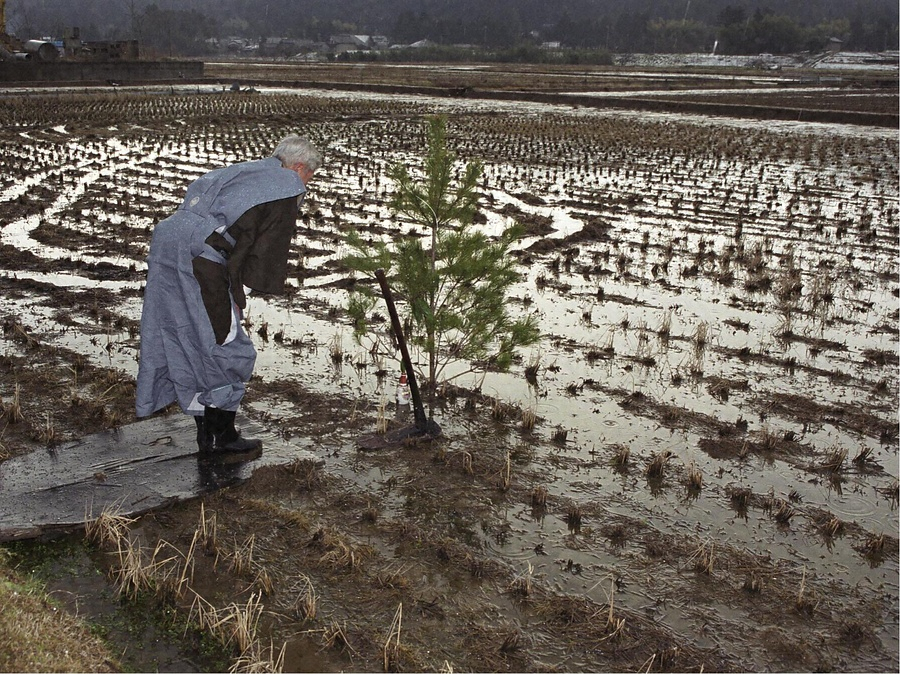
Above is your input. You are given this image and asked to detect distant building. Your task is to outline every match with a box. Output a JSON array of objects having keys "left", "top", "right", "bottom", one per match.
[
  {"left": 218, "top": 36, "right": 251, "bottom": 53},
  {"left": 827, "top": 37, "right": 843, "bottom": 53},
  {"left": 81, "top": 39, "right": 139, "bottom": 61},
  {"left": 329, "top": 34, "right": 373, "bottom": 53},
  {"left": 260, "top": 37, "right": 296, "bottom": 57},
  {"left": 288, "top": 39, "right": 328, "bottom": 61},
  {"left": 288, "top": 50, "right": 327, "bottom": 62}
]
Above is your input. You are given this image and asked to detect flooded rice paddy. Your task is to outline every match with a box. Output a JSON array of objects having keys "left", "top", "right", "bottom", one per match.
[{"left": 0, "top": 84, "right": 897, "bottom": 671}]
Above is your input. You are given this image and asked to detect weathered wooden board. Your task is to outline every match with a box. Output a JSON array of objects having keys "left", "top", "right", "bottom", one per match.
[{"left": 0, "top": 414, "right": 321, "bottom": 542}]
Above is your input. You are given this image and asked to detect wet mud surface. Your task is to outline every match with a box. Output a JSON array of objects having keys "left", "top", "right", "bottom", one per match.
[
  {"left": 0, "top": 72, "right": 897, "bottom": 672},
  {"left": 203, "top": 61, "right": 900, "bottom": 126}
]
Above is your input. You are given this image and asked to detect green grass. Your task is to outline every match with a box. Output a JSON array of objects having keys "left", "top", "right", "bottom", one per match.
[
  {"left": 0, "top": 549, "right": 118, "bottom": 672},
  {"left": 1, "top": 537, "right": 233, "bottom": 673}
]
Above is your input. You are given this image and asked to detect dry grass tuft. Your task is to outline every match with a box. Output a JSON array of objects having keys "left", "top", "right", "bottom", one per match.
[
  {"left": 771, "top": 499, "right": 795, "bottom": 525},
  {"left": 611, "top": 443, "right": 630, "bottom": 468},
  {"left": 491, "top": 398, "right": 507, "bottom": 421},
  {"left": 310, "top": 527, "right": 364, "bottom": 571},
  {"left": 520, "top": 405, "right": 538, "bottom": 431},
  {"left": 222, "top": 593, "right": 265, "bottom": 656},
  {"left": 174, "top": 531, "right": 199, "bottom": 600},
  {"left": 642, "top": 645, "right": 682, "bottom": 672},
  {"left": 229, "top": 639, "right": 286, "bottom": 673},
  {"left": 524, "top": 352, "right": 540, "bottom": 385},
  {"left": 323, "top": 620, "right": 354, "bottom": 654},
  {"left": 656, "top": 309, "right": 672, "bottom": 339},
  {"left": 382, "top": 603, "right": 403, "bottom": 672},
  {"left": 795, "top": 567, "right": 818, "bottom": 616},
  {"left": 228, "top": 534, "right": 257, "bottom": 577},
  {"left": 742, "top": 573, "right": 762, "bottom": 593},
  {"left": 319, "top": 538, "right": 360, "bottom": 570},
  {"left": 841, "top": 620, "right": 874, "bottom": 647},
  {"left": 285, "top": 458, "right": 322, "bottom": 490},
  {"left": 1, "top": 383, "right": 24, "bottom": 424},
  {"left": 499, "top": 630, "right": 521, "bottom": 653},
  {"left": 860, "top": 532, "right": 886, "bottom": 560},
  {"left": 759, "top": 427, "right": 780, "bottom": 451},
  {"left": 34, "top": 412, "right": 57, "bottom": 446},
  {"left": 467, "top": 555, "right": 487, "bottom": 579},
  {"left": 692, "top": 321, "right": 710, "bottom": 353},
  {"left": 198, "top": 502, "right": 218, "bottom": 555},
  {"left": 601, "top": 523, "right": 628, "bottom": 547},
  {"left": 361, "top": 504, "right": 380, "bottom": 523},
  {"left": 530, "top": 486, "right": 548, "bottom": 508},
  {"left": 728, "top": 486, "right": 752, "bottom": 513},
  {"left": 252, "top": 564, "right": 275, "bottom": 596},
  {"left": 112, "top": 538, "right": 177, "bottom": 600},
  {"left": 822, "top": 515, "right": 844, "bottom": 538},
  {"left": 532, "top": 593, "right": 597, "bottom": 627},
  {"left": 686, "top": 462, "right": 703, "bottom": 494},
  {"left": 852, "top": 446, "right": 874, "bottom": 466},
  {"left": 238, "top": 498, "right": 311, "bottom": 532},
  {"left": 191, "top": 590, "right": 270, "bottom": 667},
  {"left": 645, "top": 450, "right": 671, "bottom": 479},
  {"left": 880, "top": 480, "right": 900, "bottom": 505},
  {"left": 84, "top": 503, "right": 135, "bottom": 548},
  {"left": 551, "top": 426, "right": 568, "bottom": 444},
  {"left": 565, "top": 504, "right": 583, "bottom": 532},
  {"left": 283, "top": 573, "right": 317, "bottom": 622},
  {"left": 497, "top": 450, "right": 512, "bottom": 491},
  {"left": 329, "top": 332, "right": 344, "bottom": 363},
  {"left": 689, "top": 540, "right": 714, "bottom": 575},
  {"left": 376, "top": 563, "right": 410, "bottom": 590},
  {"left": 601, "top": 576, "right": 626, "bottom": 641},
  {"left": 508, "top": 562, "right": 534, "bottom": 598},
  {"left": 376, "top": 397, "right": 388, "bottom": 435},
  {"left": 532, "top": 590, "right": 628, "bottom": 645},
  {"left": 822, "top": 445, "right": 848, "bottom": 473}
]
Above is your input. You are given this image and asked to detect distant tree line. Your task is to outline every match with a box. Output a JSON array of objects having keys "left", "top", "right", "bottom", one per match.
[
  {"left": 7, "top": 0, "right": 898, "bottom": 58},
  {"left": 338, "top": 44, "right": 615, "bottom": 67}
]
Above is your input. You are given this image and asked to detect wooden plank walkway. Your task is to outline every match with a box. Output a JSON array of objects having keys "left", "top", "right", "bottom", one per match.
[{"left": 0, "top": 414, "right": 321, "bottom": 542}]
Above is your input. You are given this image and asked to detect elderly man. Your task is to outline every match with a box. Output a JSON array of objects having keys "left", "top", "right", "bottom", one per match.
[{"left": 136, "top": 134, "right": 323, "bottom": 458}]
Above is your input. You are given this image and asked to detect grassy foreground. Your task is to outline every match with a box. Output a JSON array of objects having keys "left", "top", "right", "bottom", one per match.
[{"left": 0, "top": 551, "right": 118, "bottom": 673}]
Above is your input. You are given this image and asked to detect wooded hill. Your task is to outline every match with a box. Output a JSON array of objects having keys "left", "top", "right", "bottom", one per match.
[{"left": 7, "top": 0, "right": 898, "bottom": 55}]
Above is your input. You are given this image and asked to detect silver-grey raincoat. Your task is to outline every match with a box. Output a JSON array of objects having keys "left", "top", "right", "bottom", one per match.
[{"left": 135, "top": 157, "right": 304, "bottom": 417}]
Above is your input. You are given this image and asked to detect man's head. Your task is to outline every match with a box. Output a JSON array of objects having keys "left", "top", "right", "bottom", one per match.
[{"left": 273, "top": 135, "right": 323, "bottom": 185}]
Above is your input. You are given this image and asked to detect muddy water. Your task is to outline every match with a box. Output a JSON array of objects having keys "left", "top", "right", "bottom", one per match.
[{"left": 0, "top": 88, "right": 897, "bottom": 670}]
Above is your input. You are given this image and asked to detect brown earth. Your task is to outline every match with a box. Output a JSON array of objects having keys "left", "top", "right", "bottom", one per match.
[
  {"left": 1, "top": 264, "right": 895, "bottom": 672},
  {"left": 0, "top": 70, "right": 897, "bottom": 672},
  {"left": 203, "top": 60, "right": 900, "bottom": 126}
]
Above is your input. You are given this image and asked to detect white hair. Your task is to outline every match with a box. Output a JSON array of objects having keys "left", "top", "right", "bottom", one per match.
[{"left": 272, "top": 134, "right": 323, "bottom": 171}]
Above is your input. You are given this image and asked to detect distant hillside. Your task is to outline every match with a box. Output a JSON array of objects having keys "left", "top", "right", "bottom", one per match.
[{"left": 6, "top": 0, "right": 898, "bottom": 55}]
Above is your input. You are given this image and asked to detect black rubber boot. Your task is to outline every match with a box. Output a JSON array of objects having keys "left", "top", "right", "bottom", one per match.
[
  {"left": 204, "top": 406, "right": 262, "bottom": 454},
  {"left": 194, "top": 415, "right": 212, "bottom": 453}
]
